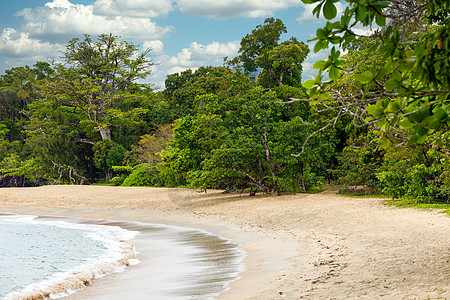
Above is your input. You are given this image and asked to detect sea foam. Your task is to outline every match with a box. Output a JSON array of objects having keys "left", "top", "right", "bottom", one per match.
[{"left": 0, "top": 214, "right": 139, "bottom": 300}]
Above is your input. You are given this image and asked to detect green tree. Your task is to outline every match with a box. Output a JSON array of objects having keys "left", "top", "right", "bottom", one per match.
[
  {"left": 233, "top": 18, "right": 309, "bottom": 88},
  {"left": 164, "top": 66, "right": 235, "bottom": 118},
  {"left": 255, "top": 37, "right": 309, "bottom": 88},
  {"left": 93, "top": 140, "right": 126, "bottom": 180},
  {"left": 38, "top": 34, "right": 153, "bottom": 141},
  {"left": 160, "top": 70, "right": 328, "bottom": 194},
  {"left": 237, "top": 18, "right": 287, "bottom": 73},
  {"left": 20, "top": 35, "right": 157, "bottom": 182},
  {"left": 296, "top": 0, "right": 450, "bottom": 154}
]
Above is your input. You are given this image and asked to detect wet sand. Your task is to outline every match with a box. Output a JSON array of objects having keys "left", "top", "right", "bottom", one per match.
[
  {"left": 29, "top": 214, "right": 244, "bottom": 300},
  {"left": 1, "top": 185, "right": 449, "bottom": 299}
]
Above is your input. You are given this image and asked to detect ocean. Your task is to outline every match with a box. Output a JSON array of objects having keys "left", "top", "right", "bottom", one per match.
[{"left": 0, "top": 213, "right": 245, "bottom": 299}]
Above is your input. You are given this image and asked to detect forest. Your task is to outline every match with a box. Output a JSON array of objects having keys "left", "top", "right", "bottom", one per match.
[{"left": 0, "top": 0, "right": 449, "bottom": 206}]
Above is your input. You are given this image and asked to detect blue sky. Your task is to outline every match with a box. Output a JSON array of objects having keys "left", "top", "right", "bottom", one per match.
[{"left": 0, "top": 0, "right": 338, "bottom": 89}]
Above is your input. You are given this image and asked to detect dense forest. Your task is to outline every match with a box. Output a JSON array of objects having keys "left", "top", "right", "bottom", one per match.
[{"left": 0, "top": 0, "right": 449, "bottom": 204}]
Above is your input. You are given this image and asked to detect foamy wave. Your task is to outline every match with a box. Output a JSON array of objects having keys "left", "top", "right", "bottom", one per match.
[{"left": 2, "top": 215, "right": 140, "bottom": 300}]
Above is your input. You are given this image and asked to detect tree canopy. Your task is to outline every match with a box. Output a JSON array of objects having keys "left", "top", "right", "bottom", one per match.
[
  {"left": 0, "top": 8, "right": 449, "bottom": 204},
  {"left": 295, "top": 0, "right": 450, "bottom": 155}
]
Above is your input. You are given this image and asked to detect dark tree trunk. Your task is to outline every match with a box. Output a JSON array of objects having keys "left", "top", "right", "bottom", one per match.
[{"left": 0, "top": 174, "right": 26, "bottom": 187}]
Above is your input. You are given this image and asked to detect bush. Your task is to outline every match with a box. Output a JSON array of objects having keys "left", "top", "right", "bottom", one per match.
[
  {"left": 377, "top": 149, "right": 450, "bottom": 204},
  {"left": 109, "top": 175, "right": 127, "bottom": 186},
  {"left": 122, "top": 164, "right": 153, "bottom": 186}
]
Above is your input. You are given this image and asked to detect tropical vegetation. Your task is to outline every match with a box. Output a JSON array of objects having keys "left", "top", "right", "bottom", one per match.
[{"left": 0, "top": 0, "right": 449, "bottom": 206}]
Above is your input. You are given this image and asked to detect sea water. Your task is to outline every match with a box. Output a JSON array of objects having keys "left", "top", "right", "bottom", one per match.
[
  {"left": 0, "top": 213, "right": 245, "bottom": 300},
  {"left": 0, "top": 214, "right": 139, "bottom": 299}
]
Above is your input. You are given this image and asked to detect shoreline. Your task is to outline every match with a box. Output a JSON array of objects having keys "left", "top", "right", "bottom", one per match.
[
  {"left": 1, "top": 185, "right": 449, "bottom": 299},
  {"left": 0, "top": 213, "right": 140, "bottom": 300}
]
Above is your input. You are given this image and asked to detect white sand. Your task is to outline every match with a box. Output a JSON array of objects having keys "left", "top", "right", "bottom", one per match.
[{"left": 1, "top": 185, "right": 449, "bottom": 299}]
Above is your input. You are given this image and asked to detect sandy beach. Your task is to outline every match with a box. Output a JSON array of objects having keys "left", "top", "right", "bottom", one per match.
[{"left": 0, "top": 185, "right": 449, "bottom": 299}]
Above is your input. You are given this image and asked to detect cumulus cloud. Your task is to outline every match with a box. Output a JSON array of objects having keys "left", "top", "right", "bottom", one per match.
[
  {"left": 0, "top": 28, "right": 63, "bottom": 59},
  {"left": 297, "top": 2, "right": 345, "bottom": 24},
  {"left": 176, "top": 0, "right": 300, "bottom": 19},
  {"left": 15, "top": 0, "right": 173, "bottom": 43},
  {"left": 0, "top": 28, "right": 65, "bottom": 71},
  {"left": 142, "top": 40, "right": 165, "bottom": 56},
  {"left": 352, "top": 23, "right": 379, "bottom": 36},
  {"left": 148, "top": 40, "right": 240, "bottom": 89},
  {"left": 301, "top": 42, "right": 331, "bottom": 80},
  {"left": 93, "top": 0, "right": 174, "bottom": 18}
]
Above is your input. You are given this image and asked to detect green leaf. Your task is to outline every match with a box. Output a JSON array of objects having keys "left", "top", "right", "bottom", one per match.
[
  {"left": 323, "top": 0, "right": 337, "bottom": 20},
  {"left": 355, "top": 6, "right": 367, "bottom": 21},
  {"left": 380, "top": 98, "right": 389, "bottom": 109},
  {"left": 316, "top": 28, "right": 328, "bottom": 39},
  {"left": 408, "top": 112, "right": 422, "bottom": 123},
  {"left": 376, "top": 14, "right": 386, "bottom": 26},
  {"left": 433, "top": 108, "right": 448, "bottom": 122},
  {"left": 375, "top": 68, "right": 389, "bottom": 81},
  {"left": 415, "top": 135, "right": 427, "bottom": 144},
  {"left": 399, "top": 118, "right": 415, "bottom": 129},
  {"left": 378, "top": 120, "right": 389, "bottom": 131},
  {"left": 313, "top": 60, "right": 326, "bottom": 69},
  {"left": 415, "top": 124, "right": 429, "bottom": 136},
  {"left": 408, "top": 135, "right": 418, "bottom": 145},
  {"left": 373, "top": 1, "right": 391, "bottom": 8},
  {"left": 367, "top": 104, "right": 384, "bottom": 117},
  {"left": 328, "top": 21, "right": 341, "bottom": 30},
  {"left": 329, "top": 65, "right": 339, "bottom": 80},
  {"left": 393, "top": 72, "right": 402, "bottom": 82},
  {"left": 422, "top": 116, "right": 442, "bottom": 129},
  {"left": 385, "top": 78, "right": 399, "bottom": 91},
  {"left": 418, "top": 107, "right": 430, "bottom": 120},
  {"left": 313, "top": 2, "right": 324, "bottom": 17},
  {"left": 302, "top": 80, "right": 316, "bottom": 88},
  {"left": 355, "top": 71, "right": 373, "bottom": 83},
  {"left": 314, "top": 40, "right": 327, "bottom": 53},
  {"left": 386, "top": 101, "right": 401, "bottom": 112},
  {"left": 318, "top": 92, "right": 331, "bottom": 99}
]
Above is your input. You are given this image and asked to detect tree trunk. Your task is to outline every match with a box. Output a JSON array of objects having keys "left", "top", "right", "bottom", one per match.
[
  {"left": 300, "top": 162, "right": 306, "bottom": 193},
  {"left": 270, "top": 187, "right": 279, "bottom": 196},
  {"left": 99, "top": 127, "right": 111, "bottom": 140}
]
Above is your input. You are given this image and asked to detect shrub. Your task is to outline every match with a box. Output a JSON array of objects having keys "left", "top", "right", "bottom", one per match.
[{"left": 122, "top": 164, "right": 153, "bottom": 186}]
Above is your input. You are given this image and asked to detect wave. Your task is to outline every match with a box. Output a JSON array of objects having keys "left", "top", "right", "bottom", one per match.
[{"left": 1, "top": 215, "right": 139, "bottom": 300}]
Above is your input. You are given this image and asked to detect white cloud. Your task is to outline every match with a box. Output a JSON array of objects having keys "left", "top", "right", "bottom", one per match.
[
  {"left": 147, "top": 40, "right": 240, "bottom": 89},
  {"left": 164, "top": 40, "right": 239, "bottom": 69},
  {"left": 16, "top": 0, "right": 173, "bottom": 43},
  {"left": 142, "top": 40, "right": 165, "bottom": 56},
  {"left": 176, "top": 0, "right": 300, "bottom": 19},
  {"left": 93, "top": 0, "right": 174, "bottom": 18},
  {"left": 301, "top": 42, "right": 330, "bottom": 80},
  {"left": 297, "top": 2, "right": 345, "bottom": 24},
  {"left": 0, "top": 28, "right": 65, "bottom": 72},
  {"left": 0, "top": 28, "right": 63, "bottom": 60},
  {"left": 352, "top": 23, "right": 379, "bottom": 36},
  {"left": 190, "top": 41, "right": 240, "bottom": 59}
]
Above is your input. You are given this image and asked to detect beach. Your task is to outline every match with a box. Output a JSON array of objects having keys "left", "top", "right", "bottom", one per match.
[{"left": 1, "top": 185, "right": 449, "bottom": 299}]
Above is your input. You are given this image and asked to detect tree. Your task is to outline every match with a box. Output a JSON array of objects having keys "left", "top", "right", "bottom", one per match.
[
  {"left": 237, "top": 18, "right": 287, "bottom": 73},
  {"left": 160, "top": 69, "right": 329, "bottom": 194},
  {"left": 291, "top": 0, "right": 450, "bottom": 155},
  {"left": 256, "top": 37, "right": 310, "bottom": 88},
  {"left": 0, "top": 63, "right": 52, "bottom": 142},
  {"left": 128, "top": 123, "right": 173, "bottom": 166},
  {"left": 17, "top": 35, "right": 157, "bottom": 182},
  {"left": 164, "top": 66, "right": 235, "bottom": 118},
  {"left": 233, "top": 18, "right": 309, "bottom": 88},
  {"left": 38, "top": 34, "right": 153, "bottom": 141}
]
